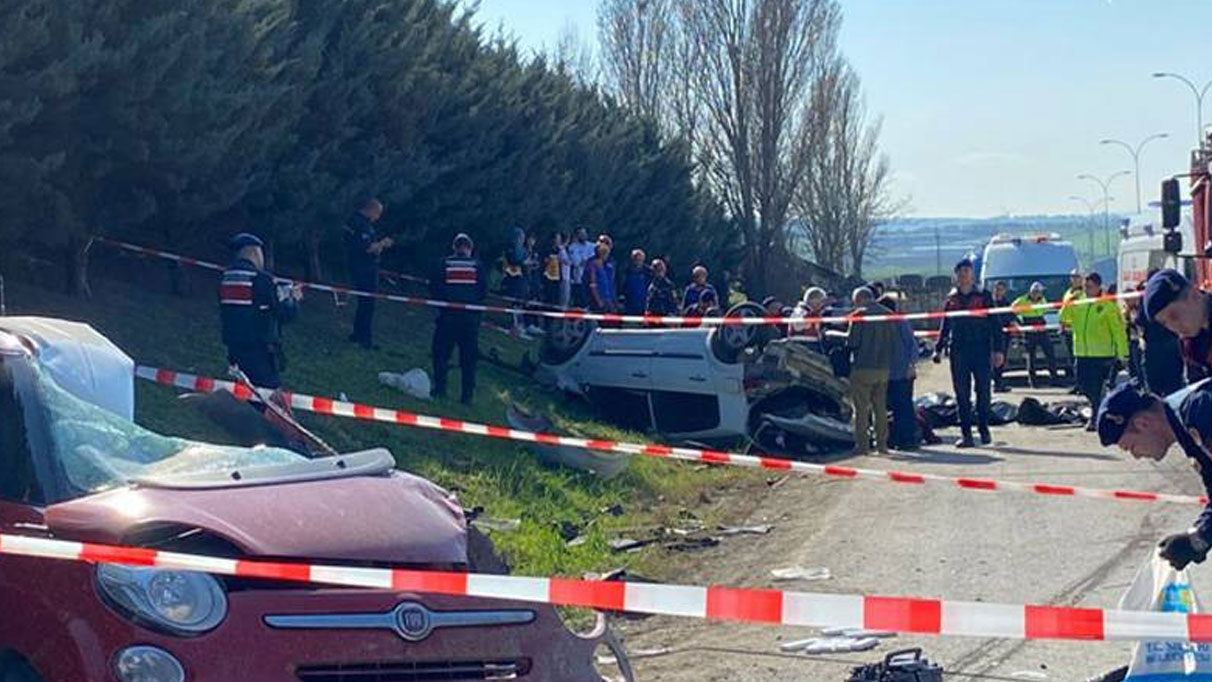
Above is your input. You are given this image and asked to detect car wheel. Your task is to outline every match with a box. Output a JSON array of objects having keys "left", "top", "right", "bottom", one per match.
[
  {"left": 0, "top": 656, "right": 43, "bottom": 682},
  {"left": 541, "top": 318, "right": 593, "bottom": 365},
  {"left": 710, "top": 302, "right": 765, "bottom": 364}
]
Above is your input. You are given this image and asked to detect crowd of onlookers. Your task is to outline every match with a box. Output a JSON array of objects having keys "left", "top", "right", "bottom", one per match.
[{"left": 496, "top": 227, "right": 739, "bottom": 326}]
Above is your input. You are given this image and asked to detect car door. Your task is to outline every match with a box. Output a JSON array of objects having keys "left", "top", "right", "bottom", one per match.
[
  {"left": 648, "top": 331, "right": 730, "bottom": 436},
  {"left": 573, "top": 329, "right": 656, "bottom": 390}
]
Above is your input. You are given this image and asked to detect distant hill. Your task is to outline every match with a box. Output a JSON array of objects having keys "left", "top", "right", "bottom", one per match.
[{"left": 858, "top": 214, "right": 1126, "bottom": 279}]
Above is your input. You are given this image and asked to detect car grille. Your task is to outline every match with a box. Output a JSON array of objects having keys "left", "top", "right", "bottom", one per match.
[{"left": 295, "top": 659, "right": 530, "bottom": 681}]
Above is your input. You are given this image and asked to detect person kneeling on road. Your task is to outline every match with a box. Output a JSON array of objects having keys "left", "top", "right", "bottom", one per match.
[
  {"left": 430, "top": 233, "right": 487, "bottom": 405},
  {"left": 1097, "top": 380, "right": 1212, "bottom": 570}
]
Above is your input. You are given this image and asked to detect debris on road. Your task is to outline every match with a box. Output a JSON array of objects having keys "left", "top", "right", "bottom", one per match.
[
  {"left": 771, "top": 566, "right": 831, "bottom": 581},
  {"left": 846, "top": 648, "right": 944, "bottom": 681},
  {"left": 718, "top": 523, "right": 774, "bottom": 536},
  {"left": 821, "top": 627, "right": 897, "bottom": 639}
]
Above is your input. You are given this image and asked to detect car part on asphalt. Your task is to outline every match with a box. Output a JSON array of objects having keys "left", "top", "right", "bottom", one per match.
[{"left": 846, "top": 648, "right": 944, "bottom": 682}]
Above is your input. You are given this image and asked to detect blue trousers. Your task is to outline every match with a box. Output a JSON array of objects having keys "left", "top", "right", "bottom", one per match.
[{"left": 887, "top": 378, "right": 919, "bottom": 448}]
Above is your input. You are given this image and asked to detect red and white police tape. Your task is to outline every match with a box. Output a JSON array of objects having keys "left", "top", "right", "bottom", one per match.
[
  {"left": 827, "top": 323, "right": 1063, "bottom": 340},
  {"left": 135, "top": 365, "right": 1209, "bottom": 508},
  {"left": 0, "top": 531, "right": 1206, "bottom": 642},
  {"left": 98, "top": 236, "right": 1141, "bottom": 327}
]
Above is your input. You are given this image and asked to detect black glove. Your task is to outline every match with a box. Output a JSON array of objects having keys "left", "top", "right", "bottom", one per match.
[{"left": 1158, "top": 532, "right": 1210, "bottom": 571}]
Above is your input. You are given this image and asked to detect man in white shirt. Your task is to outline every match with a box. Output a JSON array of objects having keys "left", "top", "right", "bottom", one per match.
[{"left": 567, "top": 227, "right": 597, "bottom": 308}]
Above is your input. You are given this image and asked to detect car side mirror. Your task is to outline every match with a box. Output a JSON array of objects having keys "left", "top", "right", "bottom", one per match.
[{"left": 1161, "top": 178, "right": 1182, "bottom": 229}]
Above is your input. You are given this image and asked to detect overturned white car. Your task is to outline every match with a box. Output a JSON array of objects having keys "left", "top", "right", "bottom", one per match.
[{"left": 537, "top": 304, "right": 853, "bottom": 454}]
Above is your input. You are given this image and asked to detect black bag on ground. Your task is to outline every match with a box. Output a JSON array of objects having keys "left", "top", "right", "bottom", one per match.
[
  {"left": 914, "top": 392, "right": 957, "bottom": 428},
  {"left": 847, "top": 648, "right": 944, "bottom": 682}
]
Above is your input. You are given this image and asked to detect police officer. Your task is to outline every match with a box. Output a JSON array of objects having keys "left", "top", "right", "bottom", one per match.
[
  {"left": 344, "top": 198, "right": 394, "bottom": 350},
  {"left": 990, "top": 281, "right": 1012, "bottom": 393},
  {"left": 932, "top": 259, "right": 1006, "bottom": 448},
  {"left": 219, "top": 233, "right": 301, "bottom": 388},
  {"left": 430, "top": 233, "right": 487, "bottom": 404},
  {"left": 1143, "top": 268, "right": 1210, "bottom": 381},
  {"left": 1096, "top": 380, "right": 1212, "bottom": 570}
]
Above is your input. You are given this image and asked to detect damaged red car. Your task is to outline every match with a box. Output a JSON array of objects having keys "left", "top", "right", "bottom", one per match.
[{"left": 0, "top": 317, "right": 629, "bottom": 682}]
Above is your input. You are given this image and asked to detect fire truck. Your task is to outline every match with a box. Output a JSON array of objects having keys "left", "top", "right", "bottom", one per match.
[{"left": 1162, "top": 133, "right": 1212, "bottom": 287}]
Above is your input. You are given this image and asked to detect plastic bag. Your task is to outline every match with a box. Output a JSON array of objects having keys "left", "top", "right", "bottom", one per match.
[
  {"left": 1120, "top": 552, "right": 1212, "bottom": 680},
  {"left": 379, "top": 369, "right": 432, "bottom": 400}
]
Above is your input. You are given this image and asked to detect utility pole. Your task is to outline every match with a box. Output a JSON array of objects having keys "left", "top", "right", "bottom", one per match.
[
  {"left": 935, "top": 226, "right": 942, "bottom": 276},
  {"left": 1099, "top": 133, "right": 1169, "bottom": 214},
  {"left": 1078, "top": 171, "right": 1130, "bottom": 258}
]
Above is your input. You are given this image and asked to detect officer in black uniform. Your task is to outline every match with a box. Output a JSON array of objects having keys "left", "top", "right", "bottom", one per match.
[
  {"left": 219, "top": 233, "right": 301, "bottom": 389},
  {"left": 1096, "top": 380, "right": 1212, "bottom": 570},
  {"left": 1143, "top": 268, "right": 1210, "bottom": 381},
  {"left": 344, "top": 198, "right": 393, "bottom": 350},
  {"left": 932, "top": 259, "right": 1007, "bottom": 448},
  {"left": 430, "top": 233, "right": 487, "bottom": 404}
]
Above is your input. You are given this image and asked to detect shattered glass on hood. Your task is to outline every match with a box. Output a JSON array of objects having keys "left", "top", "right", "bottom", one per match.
[{"left": 35, "top": 364, "right": 303, "bottom": 495}]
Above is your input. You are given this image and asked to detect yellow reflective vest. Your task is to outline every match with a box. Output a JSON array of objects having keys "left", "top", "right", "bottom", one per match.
[
  {"left": 1066, "top": 297, "right": 1129, "bottom": 359},
  {"left": 1012, "top": 294, "right": 1049, "bottom": 321}
]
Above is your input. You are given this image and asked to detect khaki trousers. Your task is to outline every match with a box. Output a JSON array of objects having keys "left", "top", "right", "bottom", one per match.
[{"left": 849, "top": 368, "right": 889, "bottom": 453}]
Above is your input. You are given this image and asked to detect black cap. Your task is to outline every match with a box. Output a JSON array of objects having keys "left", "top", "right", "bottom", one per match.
[
  {"left": 1096, "top": 383, "right": 1155, "bottom": 446},
  {"left": 229, "top": 233, "right": 263, "bottom": 251},
  {"left": 954, "top": 258, "right": 974, "bottom": 273},
  {"left": 1142, "top": 269, "right": 1189, "bottom": 322}
]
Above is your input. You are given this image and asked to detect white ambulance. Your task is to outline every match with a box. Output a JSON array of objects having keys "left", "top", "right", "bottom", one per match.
[
  {"left": 979, "top": 233, "right": 1079, "bottom": 375},
  {"left": 1117, "top": 209, "right": 1195, "bottom": 293}
]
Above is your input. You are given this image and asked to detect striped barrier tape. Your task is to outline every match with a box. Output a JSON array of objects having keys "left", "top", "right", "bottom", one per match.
[
  {"left": 97, "top": 236, "right": 1141, "bottom": 327},
  {"left": 0, "top": 531, "right": 1208, "bottom": 643},
  {"left": 135, "top": 365, "right": 1210, "bottom": 508},
  {"left": 828, "top": 323, "right": 1064, "bottom": 340}
]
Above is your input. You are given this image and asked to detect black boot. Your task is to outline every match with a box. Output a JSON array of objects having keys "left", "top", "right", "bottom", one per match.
[
  {"left": 955, "top": 432, "right": 975, "bottom": 449},
  {"left": 978, "top": 428, "right": 992, "bottom": 445}
]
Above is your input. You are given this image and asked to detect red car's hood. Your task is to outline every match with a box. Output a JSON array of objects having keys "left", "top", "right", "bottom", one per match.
[{"left": 44, "top": 470, "right": 468, "bottom": 566}]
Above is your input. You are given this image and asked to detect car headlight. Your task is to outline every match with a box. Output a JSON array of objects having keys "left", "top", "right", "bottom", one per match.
[{"left": 98, "top": 565, "right": 228, "bottom": 636}]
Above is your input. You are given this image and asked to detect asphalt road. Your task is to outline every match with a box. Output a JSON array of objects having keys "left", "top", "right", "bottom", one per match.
[{"left": 619, "top": 363, "right": 1210, "bottom": 682}]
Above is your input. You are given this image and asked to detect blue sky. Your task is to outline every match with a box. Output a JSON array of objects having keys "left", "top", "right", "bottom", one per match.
[{"left": 470, "top": 0, "right": 1212, "bottom": 218}]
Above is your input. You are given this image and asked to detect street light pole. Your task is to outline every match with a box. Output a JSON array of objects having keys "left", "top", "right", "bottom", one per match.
[
  {"left": 1069, "top": 195, "right": 1107, "bottom": 264},
  {"left": 1077, "top": 171, "right": 1130, "bottom": 258},
  {"left": 1153, "top": 72, "right": 1212, "bottom": 147},
  {"left": 1099, "top": 133, "right": 1169, "bottom": 213}
]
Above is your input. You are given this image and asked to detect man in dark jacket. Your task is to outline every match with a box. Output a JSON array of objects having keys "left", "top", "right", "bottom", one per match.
[
  {"left": 344, "top": 198, "right": 393, "bottom": 350},
  {"left": 219, "top": 233, "right": 301, "bottom": 389},
  {"left": 646, "top": 259, "right": 679, "bottom": 316},
  {"left": 881, "top": 294, "right": 920, "bottom": 450},
  {"left": 430, "top": 233, "right": 487, "bottom": 404},
  {"left": 1096, "top": 380, "right": 1212, "bottom": 570},
  {"left": 622, "top": 249, "right": 652, "bottom": 316},
  {"left": 990, "top": 281, "right": 1012, "bottom": 393},
  {"left": 932, "top": 259, "right": 1006, "bottom": 448},
  {"left": 1143, "top": 269, "right": 1208, "bottom": 383},
  {"left": 431, "top": 235, "right": 487, "bottom": 404}
]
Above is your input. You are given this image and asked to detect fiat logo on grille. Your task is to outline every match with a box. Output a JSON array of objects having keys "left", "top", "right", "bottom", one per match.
[{"left": 393, "top": 602, "right": 434, "bottom": 642}]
